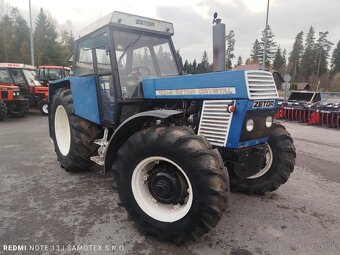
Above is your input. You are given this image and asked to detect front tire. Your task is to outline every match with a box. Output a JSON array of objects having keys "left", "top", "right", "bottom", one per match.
[
  {"left": 113, "top": 126, "right": 229, "bottom": 243},
  {"left": 230, "top": 123, "right": 296, "bottom": 194},
  {"left": 0, "top": 101, "right": 7, "bottom": 121},
  {"left": 51, "top": 88, "right": 102, "bottom": 172},
  {"left": 8, "top": 101, "right": 28, "bottom": 117},
  {"left": 38, "top": 100, "right": 48, "bottom": 116}
]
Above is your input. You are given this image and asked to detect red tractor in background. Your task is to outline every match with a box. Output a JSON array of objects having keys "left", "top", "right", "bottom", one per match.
[
  {"left": 37, "top": 66, "right": 71, "bottom": 86},
  {"left": 0, "top": 63, "right": 49, "bottom": 115},
  {"left": 0, "top": 68, "right": 29, "bottom": 119}
]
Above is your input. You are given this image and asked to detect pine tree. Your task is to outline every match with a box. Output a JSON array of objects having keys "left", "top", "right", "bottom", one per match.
[
  {"left": 273, "top": 46, "right": 285, "bottom": 74},
  {"left": 199, "top": 50, "right": 209, "bottom": 73},
  {"left": 183, "top": 60, "right": 189, "bottom": 73},
  {"left": 315, "top": 31, "right": 333, "bottom": 79},
  {"left": 60, "top": 30, "right": 74, "bottom": 64},
  {"left": 300, "top": 27, "right": 316, "bottom": 81},
  {"left": 331, "top": 40, "right": 340, "bottom": 75},
  {"left": 251, "top": 39, "right": 261, "bottom": 63},
  {"left": 0, "top": 15, "right": 15, "bottom": 62},
  {"left": 282, "top": 49, "right": 287, "bottom": 64},
  {"left": 12, "top": 8, "right": 30, "bottom": 63},
  {"left": 34, "top": 8, "right": 61, "bottom": 65},
  {"left": 259, "top": 25, "right": 277, "bottom": 67},
  {"left": 237, "top": 55, "right": 243, "bottom": 66},
  {"left": 225, "top": 30, "right": 235, "bottom": 69},
  {"left": 288, "top": 31, "right": 304, "bottom": 82},
  {"left": 175, "top": 49, "right": 183, "bottom": 71},
  {"left": 192, "top": 59, "right": 197, "bottom": 74}
]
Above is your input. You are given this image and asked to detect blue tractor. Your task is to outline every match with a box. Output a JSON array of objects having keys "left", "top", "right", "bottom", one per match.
[{"left": 48, "top": 12, "right": 296, "bottom": 243}]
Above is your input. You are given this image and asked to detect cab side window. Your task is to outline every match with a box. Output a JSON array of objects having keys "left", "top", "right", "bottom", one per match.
[
  {"left": 74, "top": 38, "right": 94, "bottom": 76},
  {"left": 93, "top": 33, "right": 111, "bottom": 74}
]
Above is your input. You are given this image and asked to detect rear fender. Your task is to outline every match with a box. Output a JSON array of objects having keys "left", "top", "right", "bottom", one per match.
[{"left": 104, "top": 110, "right": 182, "bottom": 173}]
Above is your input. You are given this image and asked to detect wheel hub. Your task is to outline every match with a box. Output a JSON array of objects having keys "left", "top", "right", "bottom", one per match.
[{"left": 148, "top": 163, "right": 187, "bottom": 204}]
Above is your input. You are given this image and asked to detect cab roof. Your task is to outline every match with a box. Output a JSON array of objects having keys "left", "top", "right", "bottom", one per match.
[
  {"left": 76, "top": 11, "right": 174, "bottom": 40},
  {"left": 38, "top": 66, "right": 71, "bottom": 70},
  {"left": 0, "top": 63, "right": 36, "bottom": 70}
]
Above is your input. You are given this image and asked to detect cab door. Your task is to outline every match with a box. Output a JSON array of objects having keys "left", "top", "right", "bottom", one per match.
[{"left": 92, "top": 32, "right": 117, "bottom": 126}]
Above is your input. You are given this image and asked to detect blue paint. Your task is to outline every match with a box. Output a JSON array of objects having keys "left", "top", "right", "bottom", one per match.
[
  {"left": 142, "top": 70, "right": 248, "bottom": 99},
  {"left": 227, "top": 100, "right": 249, "bottom": 148},
  {"left": 49, "top": 70, "right": 278, "bottom": 150},
  {"left": 70, "top": 76, "right": 101, "bottom": 125},
  {"left": 227, "top": 99, "right": 277, "bottom": 148},
  {"left": 50, "top": 76, "right": 101, "bottom": 125}
]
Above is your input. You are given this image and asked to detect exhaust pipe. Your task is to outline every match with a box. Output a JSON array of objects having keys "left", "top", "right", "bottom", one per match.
[{"left": 213, "top": 14, "right": 226, "bottom": 72}]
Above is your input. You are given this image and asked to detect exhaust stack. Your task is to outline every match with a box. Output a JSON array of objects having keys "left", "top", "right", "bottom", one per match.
[{"left": 213, "top": 14, "right": 226, "bottom": 72}]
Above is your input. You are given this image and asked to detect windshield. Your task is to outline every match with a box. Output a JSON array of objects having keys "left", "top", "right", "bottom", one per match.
[
  {"left": 22, "top": 69, "right": 41, "bottom": 86},
  {"left": 47, "top": 68, "right": 62, "bottom": 80},
  {"left": 113, "top": 30, "right": 179, "bottom": 99},
  {"left": 0, "top": 69, "right": 13, "bottom": 84}
]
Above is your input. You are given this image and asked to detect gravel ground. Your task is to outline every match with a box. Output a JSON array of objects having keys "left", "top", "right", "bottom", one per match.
[{"left": 0, "top": 111, "right": 339, "bottom": 255}]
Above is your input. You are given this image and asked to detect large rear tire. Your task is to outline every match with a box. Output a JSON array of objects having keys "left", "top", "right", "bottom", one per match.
[
  {"left": 0, "top": 101, "right": 7, "bottom": 121},
  {"left": 51, "top": 88, "right": 103, "bottom": 172},
  {"left": 113, "top": 126, "right": 229, "bottom": 243},
  {"left": 230, "top": 123, "right": 296, "bottom": 194}
]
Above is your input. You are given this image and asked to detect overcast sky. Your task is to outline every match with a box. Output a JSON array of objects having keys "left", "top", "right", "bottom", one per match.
[{"left": 5, "top": 0, "right": 340, "bottom": 65}]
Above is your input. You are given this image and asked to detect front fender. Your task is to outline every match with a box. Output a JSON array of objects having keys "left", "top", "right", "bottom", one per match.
[{"left": 104, "top": 109, "right": 182, "bottom": 173}]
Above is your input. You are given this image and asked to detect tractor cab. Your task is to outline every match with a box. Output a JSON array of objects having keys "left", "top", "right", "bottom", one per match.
[
  {"left": 67, "top": 11, "right": 180, "bottom": 125},
  {"left": 37, "top": 66, "right": 71, "bottom": 86}
]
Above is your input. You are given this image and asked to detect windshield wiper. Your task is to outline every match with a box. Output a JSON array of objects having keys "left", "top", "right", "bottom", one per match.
[{"left": 118, "top": 32, "right": 144, "bottom": 64}]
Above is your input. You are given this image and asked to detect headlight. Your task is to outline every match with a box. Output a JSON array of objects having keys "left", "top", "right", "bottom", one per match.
[
  {"left": 246, "top": 119, "right": 254, "bottom": 132},
  {"left": 266, "top": 116, "right": 273, "bottom": 128}
]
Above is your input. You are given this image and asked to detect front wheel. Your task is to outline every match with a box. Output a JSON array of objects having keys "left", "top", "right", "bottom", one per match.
[
  {"left": 38, "top": 100, "right": 48, "bottom": 116},
  {"left": 0, "top": 101, "right": 7, "bottom": 120},
  {"left": 113, "top": 126, "right": 229, "bottom": 243},
  {"left": 8, "top": 100, "right": 29, "bottom": 117},
  {"left": 230, "top": 123, "right": 296, "bottom": 194},
  {"left": 51, "top": 88, "right": 102, "bottom": 172}
]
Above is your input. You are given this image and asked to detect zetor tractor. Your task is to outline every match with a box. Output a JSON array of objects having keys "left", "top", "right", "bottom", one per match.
[
  {"left": 0, "top": 68, "right": 29, "bottom": 118},
  {"left": 48, "top": 12, "right": 296, "bottom": 243},
  {"left": 0, "top": 63, "right": 49, "bottom": 115}
]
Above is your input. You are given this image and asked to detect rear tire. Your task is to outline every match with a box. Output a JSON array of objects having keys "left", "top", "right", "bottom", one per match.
[
  {"left": 229, "top": 123, "right": 296, "bottom": 194},
  {"left": 113, "top": 126, "right": 229, "bottom": 243},
  {"left": 0, "top": 101, "right": 7, "bottom": 121},
  {"left": 51, "top": 88, "right": 103, "bottom": 172}
]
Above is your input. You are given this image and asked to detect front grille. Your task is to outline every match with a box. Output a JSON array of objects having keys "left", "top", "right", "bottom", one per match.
[
  {"left": 1, "top": 91, "right": 8, "bottom": 99},
  {"left": 198, "top": 100, "right": 233, "bottom": 147},
  {"left": 245, "top": 71, "right": 279, "bottom": 100}
]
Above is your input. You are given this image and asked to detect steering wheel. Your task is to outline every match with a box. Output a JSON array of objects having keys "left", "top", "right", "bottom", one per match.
[{"left": 130, "top": 66, "right": 151, "bottom": 77}]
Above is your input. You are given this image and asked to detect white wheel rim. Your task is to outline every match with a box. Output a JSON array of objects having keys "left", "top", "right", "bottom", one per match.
[
  {"left": 54, "top": 105, "right": 71, "bottom": 156},
  {"left": 131, "top": 156, "right": 193, "bottom": 223},
  {"left": 247, "top": 143, "right": 273, "bottom": 179},
  {"left": 42, "top": 104, "right": 48, "bottom": 114}
]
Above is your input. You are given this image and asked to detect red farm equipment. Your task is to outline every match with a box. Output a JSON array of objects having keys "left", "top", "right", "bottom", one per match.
[
  {"left": 0, "top": 68, "right": 29, "bottom": 119},
  {"left": 0, "top": 63, "right": 49, "bottom": 115}
]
